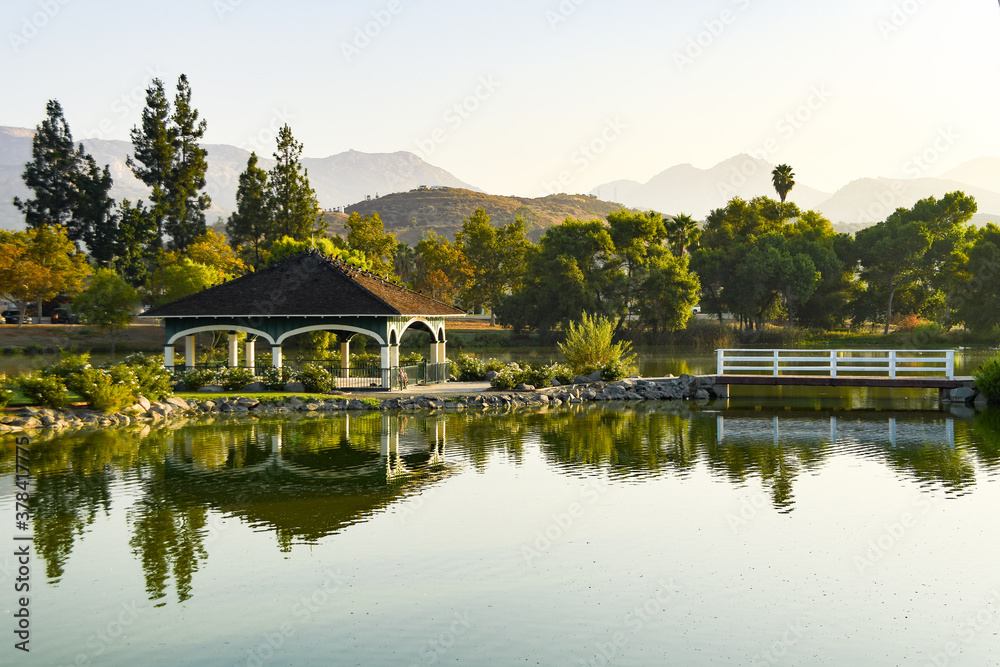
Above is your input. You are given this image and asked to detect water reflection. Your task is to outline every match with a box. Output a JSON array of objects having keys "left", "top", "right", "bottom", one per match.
[{"left": 4, "top": 405, "right": 1000, "bottom": 605}]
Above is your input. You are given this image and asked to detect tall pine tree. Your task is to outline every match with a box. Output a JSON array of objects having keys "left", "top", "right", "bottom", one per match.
[
  {"left": 128, "top": 74, "right": 210, "bottom": 251},
  {"left": 166, "top": 74, "right": 210, "bottom": 250},
  {"left": 127, "top": 79, "right": 174, "bottom": 249},
  {"left": 226, "top": 152, "right": 271, "bottom": 266},
  {"left": 14, "top": 100, "right": 116, "bottom": 257},
  {"left": 268, "top": 125, "right": 321, "bottom": 243}
]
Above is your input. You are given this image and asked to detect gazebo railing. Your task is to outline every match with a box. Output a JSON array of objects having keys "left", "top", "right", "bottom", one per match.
[{"left": 168, "top": 360, "right": 452, "bottom": 391}]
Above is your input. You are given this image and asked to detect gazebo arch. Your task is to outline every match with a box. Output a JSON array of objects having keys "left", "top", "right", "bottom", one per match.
[{"left": 140, "top": 250, "right": 465, "bottom": 390}]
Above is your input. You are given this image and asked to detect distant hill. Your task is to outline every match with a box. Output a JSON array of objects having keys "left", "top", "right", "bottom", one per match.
[
  {"left": 0, "top": 126, "right": 479, "bottom": 230},
  {"left": 336, "top": 187, "right": 627, "bottom": 245},
  {"left": 592, "top": 154, "right": 832, "bottom": 219},
  {"left": 814, "top": 177, "right": 1000, "bottom": 228}
]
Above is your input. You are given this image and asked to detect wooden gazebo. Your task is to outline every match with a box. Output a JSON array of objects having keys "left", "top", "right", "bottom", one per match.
[{"left": 139, "top": 250, "right": 465, "bottom": 389}]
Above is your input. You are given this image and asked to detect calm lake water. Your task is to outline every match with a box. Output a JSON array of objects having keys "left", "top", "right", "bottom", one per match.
[{"left": 3, "top": 391, "right": 1000, "bottom": 665}]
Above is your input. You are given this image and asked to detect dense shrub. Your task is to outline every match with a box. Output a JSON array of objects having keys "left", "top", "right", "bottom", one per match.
[
  {"left": 215, "top": 367, "right": 257, "bottom": 391},
  {"left": 557, "top": 312, "right": 637, "bottom": 376},
  {"left": 122, "top": 353, "right": 173, "bottom": 401},
  {"left": 0, "top": 375, "right": 13, "bottom": 409},
  {"left": 453, "top": 354, "right": 487, "bottom": 381},
  {"left": 16, "top": 373, "right": 71, "bottom": 409},
  {"left": 260, "top": 367, "right": 295, "bottom": 391},
  {"left": 490, "top": 364, "right": 525, "bottom": 390},
  {"left": 74, "top": 368, "right": 136, "bottom": 413},
  {"left": 298, "top": 363, "right": 335, "bottom": 393},
  {"left": 181, "top": 368, "right": 219, "bottom": 391},
  {"left": 974, "top": 354, "right": 1000, "bottom": 404},
  {"left": 601, "top": 357, "right": 633, "bottom": 382},
  {"left": 44, "top": 352, "right": 92, "bottom": 384}
]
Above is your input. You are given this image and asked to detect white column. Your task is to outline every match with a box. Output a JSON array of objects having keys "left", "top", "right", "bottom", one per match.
[
  {"left": 341, "top": 341, "right": 351, "bottom": 379},
  {"left": 185, "top": 335, "right": 196, "bottom": 368},
  {"left": 244, "top": 339, "right": 256, "bottom": 369},
  {"left": 164, "top": 345, "right": 175, "bottom": 368},
  {"left": 438, "top": 340, "right": 446, "bottom": 363},
  {"left": 381, "top": 345, "right": 392, "bottom": 389},
  {"left": 272, "top": 346, "right": 283, "bottom": 368},
  {"left": 390, "top": 345, "right": 400, "bottom": 368},
  {"left": 430, "top": 341, "right": 440, "bottom": 364},
  {"left": 228, "top": 335, "right": 239, "bottom": 367}
]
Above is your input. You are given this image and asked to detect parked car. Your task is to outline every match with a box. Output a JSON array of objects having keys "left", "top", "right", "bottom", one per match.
[
  {"left": 50, "top": 307, "right": 80, "bottom": 324},
  {"left": 2, "top": 309, "right": 21, "bottom": 324}
]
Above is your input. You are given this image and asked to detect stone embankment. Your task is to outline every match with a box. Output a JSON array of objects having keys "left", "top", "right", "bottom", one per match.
[{"left": 0, "top": 375, "right": 725, "bottom": 434}]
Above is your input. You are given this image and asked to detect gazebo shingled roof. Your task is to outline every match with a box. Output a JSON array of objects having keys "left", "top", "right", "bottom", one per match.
[{"left": 142, "top": 249, "right": 465, "bottom": 318}]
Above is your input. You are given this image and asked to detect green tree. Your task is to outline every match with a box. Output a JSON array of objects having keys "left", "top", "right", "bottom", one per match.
[
  {"left": 128, "top": 75, "right": 211, "bottom": 251},
  {"left": 664, "top": 213, "right": 700, "bottom": 257},
  {"left": 153, "top": 258, "right": 218, "bottom": 306},
  {"left": 266, "top": 236, "right": 369, "bottom": 269},
  {"left": 269, "top": 125, "right": 321, "bottom": 243},
  {"left": 73, "top": 268, "right": 140, "bottom": 359},
  {"left": 14, "top": 100, "right": 117, "bottom": 258},
  {"left": 113, "top": 200, "right": 158, "bottom": 287},
  {"left": 415, "top": 232, "right": 469, "bottom": 304},
  {"left": 344, "top": 211, "right": 397, "bottom": 278},
  {"left": 635, "top": 253, "right": 701, "bottom": 334},
  {"left": 854, "top": 192, "right": 976, "bottom": 333},
  {"left": 771, "top": 164, "right": 795, "bottom": 203},
  {"left": 226, "top": 153, "right": 271, "bottom": 266},
  {"left": 127, "top": 78, "right": 174, "bottom": 249},
  {"left": 164, "top": 74, "right": 210, "bottom": 251},
  {"left": 455, "top": 209, "right": 530, "bottom": 324},
  {"left": 498, "top": 218, "right": 615, "bottom": 333}
]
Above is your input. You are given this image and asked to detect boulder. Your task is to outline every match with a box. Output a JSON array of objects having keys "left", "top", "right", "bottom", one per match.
[
  {"left": 137, "top": 396, "right": 151, "bottom": 411},
  {"left": 950, "top": 386, "right": 977, "bottom": 403},
  {"left": 284, "top": 381, "right": 306, "bottom": 393},
  {"left": 694, "top": 389, "right": 711, "bottom": 401},
  {"left": 588, "top": 370, "right": 603, "bottom": 382},
  {"left": 514, "top": 383, "right": 535, "bottom": 392},
  {"left": 165, "top": 397, "right": 190, "bottom": 411},
  {"left": 241, "top": 382, "right": 267, "bottom": 392},
  {"left": 485, "top": 370, "right": 499, "bottom": 381},
  {"left": 572, "top": 375, "right": 591, "bottom": 385},
  {"left": 197, "top": 385, "right": 224, "bottom": 393}
]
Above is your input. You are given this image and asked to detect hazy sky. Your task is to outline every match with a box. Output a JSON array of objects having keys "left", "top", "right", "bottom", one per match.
[{"left": 3, "top": 0, "right": 998, "bottom": 197}]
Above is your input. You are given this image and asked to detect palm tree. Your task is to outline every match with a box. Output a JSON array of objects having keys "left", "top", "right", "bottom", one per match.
[
  {"left": 771, "top": 164, "right": 795, "bottom": 203},
  {"left": 665, "top": 213, "right": 700, "bottom": 257}
]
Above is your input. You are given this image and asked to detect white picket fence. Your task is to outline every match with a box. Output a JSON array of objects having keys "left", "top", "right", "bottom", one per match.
[{"left": 716, "top": 349, "right": 956, "bottom": 380}]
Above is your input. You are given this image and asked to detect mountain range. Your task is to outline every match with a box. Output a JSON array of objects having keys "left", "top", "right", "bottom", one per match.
[
  {"left": 591, "top": 154, "right": 1000, "bottom": 229},
  {"left": 0, "top": 126, "right": 478, "bottom": 230},
  {"left": 3, "top": 125, "right": 1000, "bottom": 237}
]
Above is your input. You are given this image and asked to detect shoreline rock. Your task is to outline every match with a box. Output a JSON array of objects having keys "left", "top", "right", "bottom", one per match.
[{"left": 0, "top": 376, "right": 732, "bottom": 435}]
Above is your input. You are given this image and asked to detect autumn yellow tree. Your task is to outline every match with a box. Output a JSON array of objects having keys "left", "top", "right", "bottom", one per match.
[
  {"left": 0, "top": 226, "right": 89, "bottom": 327},
  {"left": 415, "top": 232, "right": 470, "bottom": 305}
]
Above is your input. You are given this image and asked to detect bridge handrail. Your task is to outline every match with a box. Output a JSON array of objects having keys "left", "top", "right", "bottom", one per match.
[{"left": 715, "top": 349, "right": 955, "bottom": 380}]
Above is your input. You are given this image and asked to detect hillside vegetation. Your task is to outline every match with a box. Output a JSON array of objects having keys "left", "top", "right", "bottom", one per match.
[{"left": 328, "top": 187, "right": 628, "bottom": 243}]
